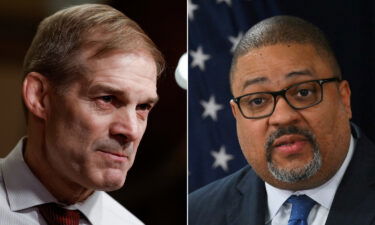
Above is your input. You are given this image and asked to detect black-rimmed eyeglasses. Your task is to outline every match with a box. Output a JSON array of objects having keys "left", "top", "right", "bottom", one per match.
[{"left": 232, "top": 77, "right": 341, "bottom": 119}]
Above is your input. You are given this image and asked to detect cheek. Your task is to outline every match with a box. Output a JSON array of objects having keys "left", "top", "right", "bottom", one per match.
[
  {"left": 48, "top": 104, "right": 107, "bottom": 158},
  {"left": 305, "top": 98, "right": 351, "bottom": 164},
  {"left": 139, "top": 121, "right": 148, "bottom": 137},
  {"left": 62, "top": 111, "right": 97, "bottom": 141},
  {"left": 236, "top": 119, "right": 267, "bottom": 166},
  {"left": 130, "top": 122, "right": 147, "bottom": 153}
]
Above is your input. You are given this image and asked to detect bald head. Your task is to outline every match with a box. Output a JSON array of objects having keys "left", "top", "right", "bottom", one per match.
[{"left": 230, "top": 15, "right": 341, "bottom": 93}]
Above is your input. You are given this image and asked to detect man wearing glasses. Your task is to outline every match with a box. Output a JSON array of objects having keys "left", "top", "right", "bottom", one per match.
[{"left": 189, "top": 16, "right": 375, "bottom": 225}]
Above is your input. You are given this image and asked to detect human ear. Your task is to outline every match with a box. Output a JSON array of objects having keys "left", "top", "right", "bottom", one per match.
[
  {"left": 230, "top": 99, "right": 239, "bottom": 119},
  {"left": 22, "top": 72, "right": 51, "bottom": 120},
  {"left": 338, "top": 80, "right": 352, "bottom": 119}
]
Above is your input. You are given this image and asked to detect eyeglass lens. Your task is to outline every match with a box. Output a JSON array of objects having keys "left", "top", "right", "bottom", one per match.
[{"left": 239, "top": 81, "right": 322, "bottom": 118}]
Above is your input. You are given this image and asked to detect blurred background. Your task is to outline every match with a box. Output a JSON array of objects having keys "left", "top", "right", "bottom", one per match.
[
  {"left": 189, "top": 0, "right": 375, "bottom": 192},
  {"left": 0, "top": 0, "right": 186, "bottom": 224}
]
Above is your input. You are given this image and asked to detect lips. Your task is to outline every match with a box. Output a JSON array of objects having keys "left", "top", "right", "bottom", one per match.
[
  {"left": 104, "top": 151, "right": 125, "bottom": 157},
  {"left": 272, "top": 134, "right": 308, "bottom": 155},
  {"left": 97, "top": 150, "right": 128, "bottom": 162}
]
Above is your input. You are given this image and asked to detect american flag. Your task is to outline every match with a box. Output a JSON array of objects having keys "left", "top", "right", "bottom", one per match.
[{"left": 188, "top": 0, "right": 281, "bottom": 192}]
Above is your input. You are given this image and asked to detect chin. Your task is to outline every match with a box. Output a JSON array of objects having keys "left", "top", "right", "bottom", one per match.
[
  {"left": 83, "top": 167, "right": 129, "bottom": 191},
  {"left": 100, "top": 184, "right": 124, "bottom": 192},
  {"left": 99, "top": 173, "right": 127, "bottom": 191},
  {"left": 94, "top": 179, "right": 126, "bottom": 191}
]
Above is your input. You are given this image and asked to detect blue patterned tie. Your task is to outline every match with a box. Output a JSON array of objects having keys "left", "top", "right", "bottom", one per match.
[{"left": 287, "top": 195, "right": 316, "bottom": 225}]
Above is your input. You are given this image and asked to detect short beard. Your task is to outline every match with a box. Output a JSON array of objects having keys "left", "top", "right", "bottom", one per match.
[{"left": 264, "top": 126, "right": 322, "bottom": 183}]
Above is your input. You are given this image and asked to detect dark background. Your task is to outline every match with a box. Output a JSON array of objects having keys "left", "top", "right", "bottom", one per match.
[{"left": 0, "top": 0, "right": 186, "bottom": 224}]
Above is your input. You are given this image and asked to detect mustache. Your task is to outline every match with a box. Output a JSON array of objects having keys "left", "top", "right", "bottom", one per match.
[
  {"left": 265, "top": 126, "right": 317, "bottom": 160},
  {"left": 92, "top": 138, "right": 133, "bottom": 155}
]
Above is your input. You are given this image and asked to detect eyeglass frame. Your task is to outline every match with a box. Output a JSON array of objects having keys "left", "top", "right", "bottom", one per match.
[{"left": 232, "top": 77, "right": 341, "bottom": 119}]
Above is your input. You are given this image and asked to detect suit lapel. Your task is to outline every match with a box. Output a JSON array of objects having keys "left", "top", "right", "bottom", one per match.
[
  {"left": 325, "top": 132, "right": 375, "bottom": 225},
  {"left": 226, "top": 169, "right": 266, "bottom": 225}
]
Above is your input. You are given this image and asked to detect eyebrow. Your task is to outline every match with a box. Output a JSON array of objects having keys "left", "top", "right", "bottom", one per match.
[
  {"left": 148, "top": 96, "right": 160, "bottom": 104},
  {"left": 241, "top": 77, "right": 269, "bottom": 91},
  {"left": 241, "top": 69, "right": 314, "bottom": 91},
  {"left": 89, "top": 84, "right": 123, "bottom": 96},
  {"left": 285, "top": 69, "right": 313, "bottom": 79},
  {"left": 88, "top": 84, "right": 159, "bottom": 104}
]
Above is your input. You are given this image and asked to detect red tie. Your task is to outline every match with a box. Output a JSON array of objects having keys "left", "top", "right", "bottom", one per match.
[{"left": 38, "top": 203, "right": 81, "bottom": 225}]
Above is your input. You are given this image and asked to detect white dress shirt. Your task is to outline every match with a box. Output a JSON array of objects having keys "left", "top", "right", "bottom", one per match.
[
  {"left": 265, "top": 135, "right": 355, "bottom": 225},
  {"left": 0, "top": 138, "right": 144, "bottom": 225}
]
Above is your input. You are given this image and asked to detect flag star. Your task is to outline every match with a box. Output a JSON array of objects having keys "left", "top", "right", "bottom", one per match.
[
  {"left": 190, "top": 46, "right": 211, "bottom": 71},
  {"left": 188, "top": 0, "right": 199, "bottom": 20},
  {"left": 211, "top": 146, "right": 234, "bottom": 171},
  {"left": 217, "top": 0, "right": 232, "bottom": 6},
  {"left": 228, "top": 32, "right": 243, "bottom": 53},
  {"left": 200, "top": 95, "right": 224, "bottom": 121}
]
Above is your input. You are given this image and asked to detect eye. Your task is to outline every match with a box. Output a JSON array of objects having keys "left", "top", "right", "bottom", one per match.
[
  {"left": 136, "top": 103, "right": 152, "bottom": 111},
  {"left": 297, "top": 89, "right": 311, "bottom": 97},
  {"left": 99, "top": 95, "right": 114, "bottom": 103},
  {"left": 250, "top": 97, "right": 264, "bottom": 106},
  {"left": 94, "top": 95, "right": 117, "bottom": 109},
  {"left": 241, "top": 94, "right": 271, "bottom": 110}
]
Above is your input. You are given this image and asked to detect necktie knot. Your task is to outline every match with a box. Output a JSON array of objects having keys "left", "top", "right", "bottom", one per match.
[
  {"left": 287, "top": 195, "right": 316, "bottom": 225},
  {"left": 38, "top": 203, "right": 81, "bottom": 225}
]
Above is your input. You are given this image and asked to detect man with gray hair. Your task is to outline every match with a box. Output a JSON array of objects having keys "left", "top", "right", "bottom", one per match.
[
  {"left": 0, "top": 4, "right": 164, "bottom": 225},
  {"left": 189, "top": 16, "right": 375, "bottom": 225}
]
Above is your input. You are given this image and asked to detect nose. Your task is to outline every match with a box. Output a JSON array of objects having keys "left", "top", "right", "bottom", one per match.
[
  {"left": 109, "top": 107, "right": 139, "bottom": 145},
  {"left": 268, "top": 96, "right": 301, "bottom": 127}
]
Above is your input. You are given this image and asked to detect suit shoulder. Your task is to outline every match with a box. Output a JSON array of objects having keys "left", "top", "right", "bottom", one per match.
[
  {"left": 190, "top": 166, "right": 252, "bottom": 200},
  {"left": 189, "top": 166, "right": 255, "bottom": 223},
  {"left": 101, "top": 192, "right": 144, "bottom": 225}
]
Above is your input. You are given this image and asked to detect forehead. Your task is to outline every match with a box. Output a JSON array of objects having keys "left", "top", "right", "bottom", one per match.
[
  {"left": 231, "top": 44, "right": 334, "bottom": 96},
  {"left": 76, "top": 51, "right": 158, "bottom": 97}
]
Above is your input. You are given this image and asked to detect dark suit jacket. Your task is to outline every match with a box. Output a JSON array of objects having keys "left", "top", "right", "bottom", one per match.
[{"left": 189, "top": 126, "right": 375, "bottom": 225}]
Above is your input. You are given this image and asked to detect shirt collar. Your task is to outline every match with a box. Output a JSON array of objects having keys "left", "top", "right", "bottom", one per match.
[
  {"left": 1, "top": 137, "right": 57, "bottom": 211},
  {"left": 66, "top": 191, "right": 104, "bottom": 225},
  {"left": 265, "top": 135, "right": 355, "bottom": 222},
  {"left": 1, "top": 137, "right": 104, "bottom": 225}
]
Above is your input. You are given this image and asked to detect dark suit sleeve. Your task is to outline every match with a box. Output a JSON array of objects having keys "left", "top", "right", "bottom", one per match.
[
  {"left": 189, "top": 177, "right": 233, "bottom": 225},
  {"left": 189, "top": 166, "right": 266, "bottom": 225}
]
